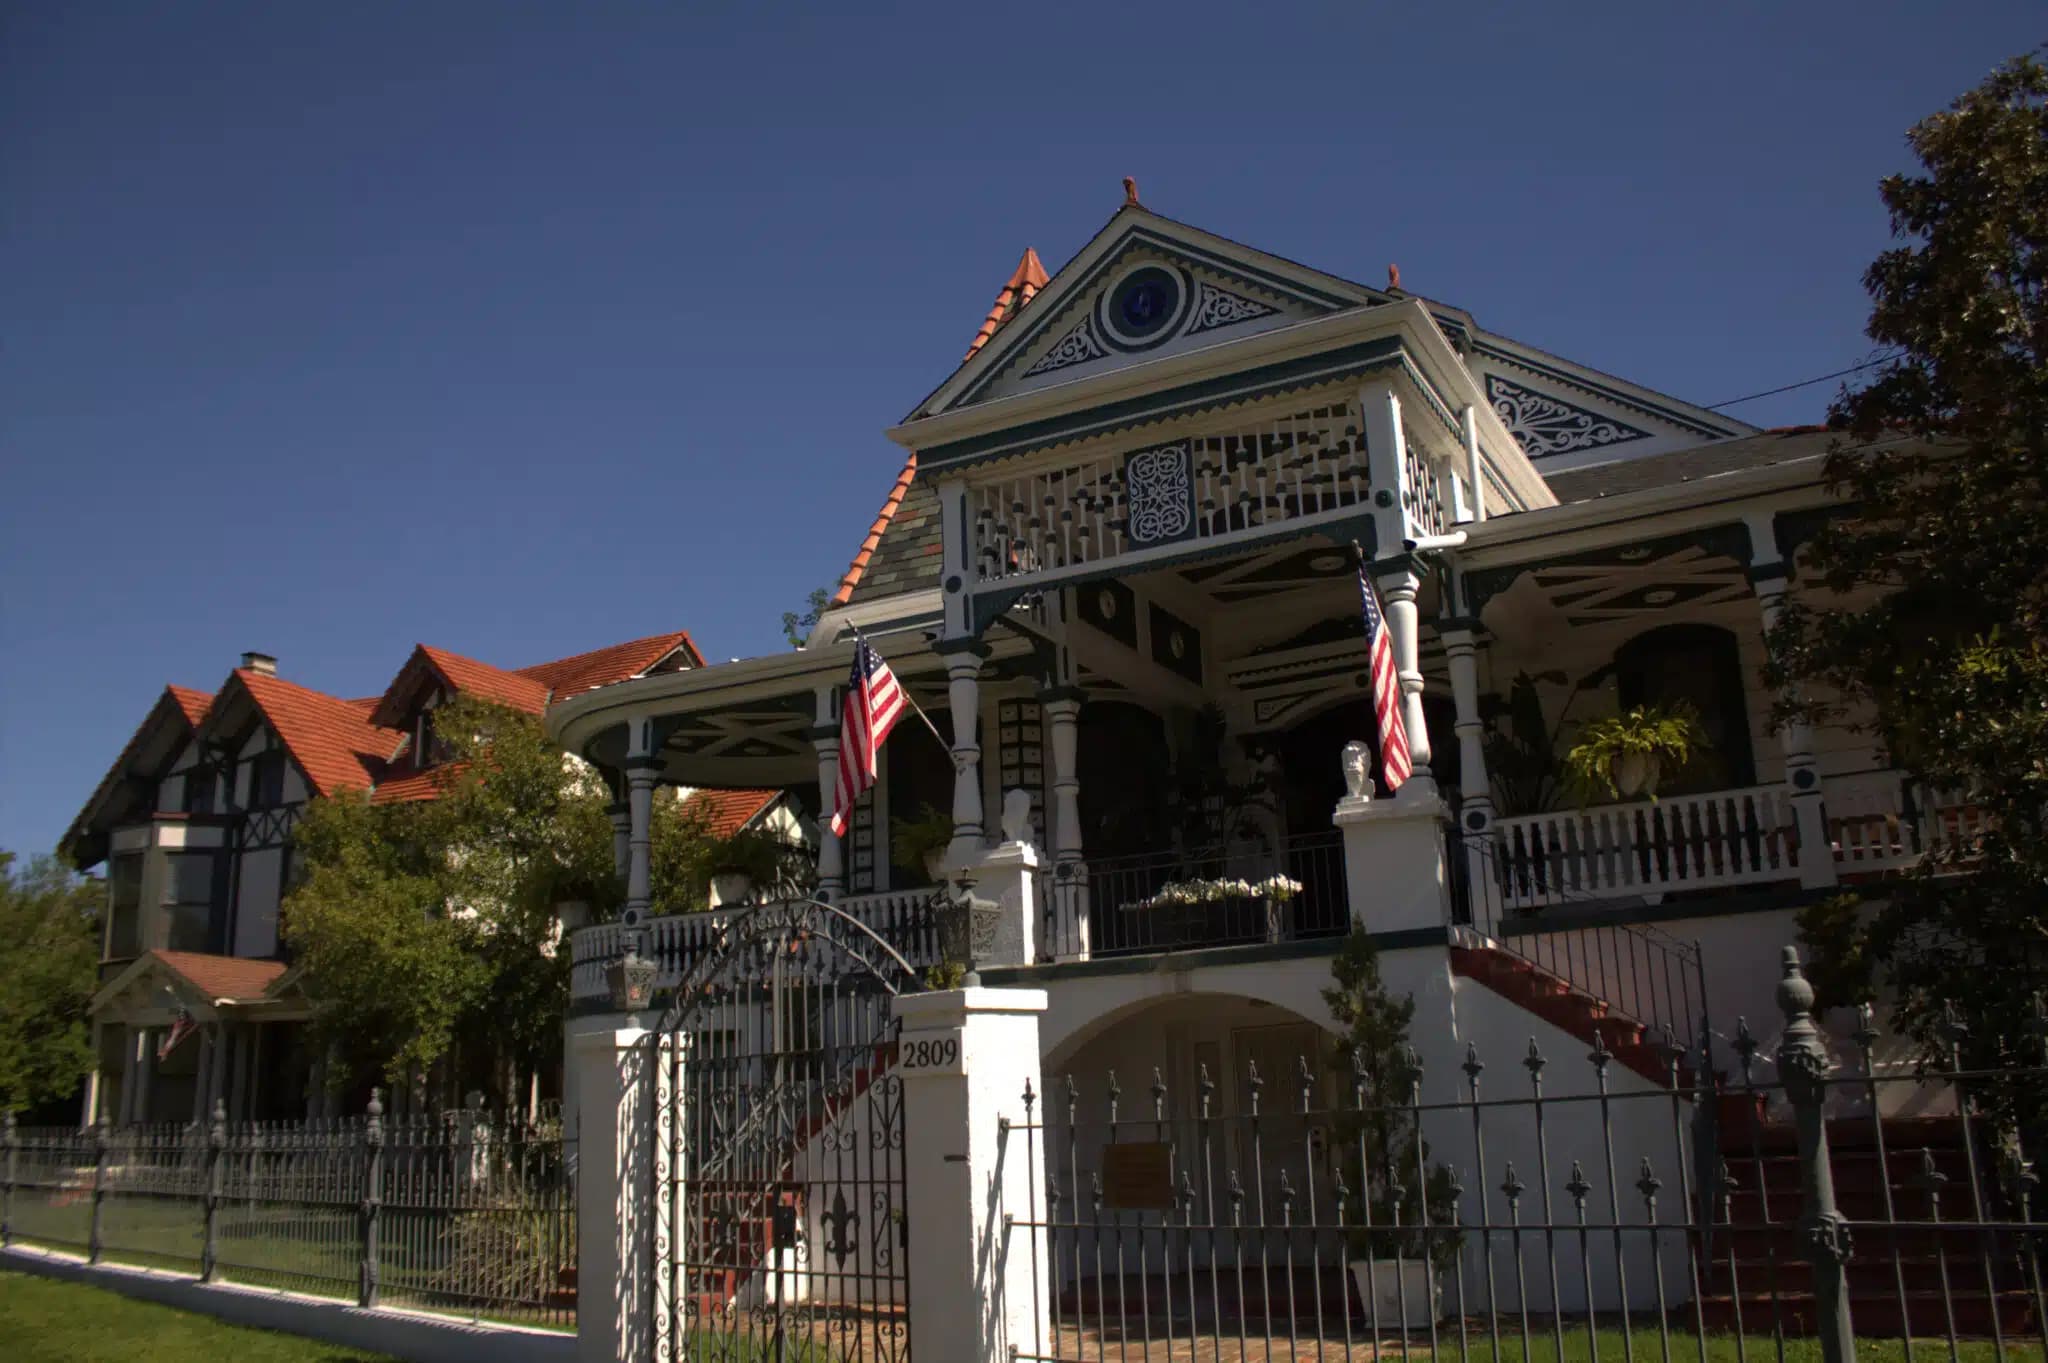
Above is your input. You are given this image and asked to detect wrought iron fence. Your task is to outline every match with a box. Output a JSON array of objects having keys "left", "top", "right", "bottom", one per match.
[
  {"left": 1454, "top": 828, "right": 1710, "bottom": 1055},
  {"left": 1, "top": 1094, "right": 577, "bottom": 1327},
  {"left": 1040, "top": 831, "right": 1348, "bottom": 960},
  {"left": 996, "top": 945, "right": 2048, "bottom": 1361}
]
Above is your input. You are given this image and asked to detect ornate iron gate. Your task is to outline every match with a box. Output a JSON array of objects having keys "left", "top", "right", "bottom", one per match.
[{"left": 648, "top": 898, "right": 922, "bottom": 1363}]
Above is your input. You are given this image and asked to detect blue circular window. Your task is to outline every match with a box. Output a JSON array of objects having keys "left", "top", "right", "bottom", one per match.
[{"left": 1099, "top": 264, "right": 1187, "bottom": 350}]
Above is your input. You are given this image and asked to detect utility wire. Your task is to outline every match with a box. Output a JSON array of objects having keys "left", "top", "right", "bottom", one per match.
[{"left": 1705, "top": 351, "right": 1904, "bottom": 411}]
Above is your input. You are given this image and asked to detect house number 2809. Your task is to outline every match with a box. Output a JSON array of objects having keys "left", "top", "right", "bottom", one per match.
[{"left": 899, "top": 1033, "right": 964, "bottom": 1074}]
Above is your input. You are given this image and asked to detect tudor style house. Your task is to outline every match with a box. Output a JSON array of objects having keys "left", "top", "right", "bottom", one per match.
[{"left": 59, "top": 629, "right": 806, "bottom": 1128}]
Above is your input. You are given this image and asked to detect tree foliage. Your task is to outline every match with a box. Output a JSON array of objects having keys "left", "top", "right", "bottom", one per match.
[
  {"left": 282, "top": 694, "right": 716, "bottom": 1097},
  {"left": 0, "top": 850, "right": 102, "bottom": 1116},
  {"left": 1322, "top": 930, "right": 1460, "bottom": 1265},
  {"left": 1769, "top": 54, "right": 2048, "bottom": 1078},
  {"left": 781, "top": 585, "right": 832, "bottom": 649}
]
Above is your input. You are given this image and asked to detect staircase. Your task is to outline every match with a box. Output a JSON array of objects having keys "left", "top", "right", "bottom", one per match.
[
  {"left": 1448, "top": 937, "right": 1686, "bottom": 1087},
  {"left": 1702, "top": 1114, "right": 2039, "bottom": 1336}
]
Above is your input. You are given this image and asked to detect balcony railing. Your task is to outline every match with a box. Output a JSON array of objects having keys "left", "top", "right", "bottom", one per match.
[
  {"left": 1824, "top": 770, "right": 1987, "bottom": 874},
  {"left": 1490, "top": 782, "right": 1801, "bottom": 911},
  {"left": 1038, "top": 831, "right": 1347, "bottom": 960}
]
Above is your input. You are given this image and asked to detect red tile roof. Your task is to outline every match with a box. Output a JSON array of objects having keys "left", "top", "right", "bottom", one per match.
[
  {"left": 417, "top": 645, "right": 554, "bottom": 715},
  {"left": 514, "top": 631, "right": 702, "bottom": 703},
  {"left": 235, "top": 669, "right": 405, "bottom": 798},
  {"left": 168, "top": 686, "right": 214, "bottom": 728},
  {"left": 682, "top": 788, "right": 783, "bottom": 839},
  {"left": 153, "top": 950, "right": 288, "bottom": 1003},
  {"left": 832, "top": 453, "right": 919, "bottom": 607},
  {"left": 963, "top": 248, "right": 1049, "bottom": 360},
  {"left": 369, "top": 763, "right": 462, "bottom": 805}
]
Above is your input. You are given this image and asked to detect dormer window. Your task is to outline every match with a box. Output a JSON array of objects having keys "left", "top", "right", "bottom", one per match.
[
  {"left": 182, "top": 767, "right": 216, "bottom": 815},
  {"left": 415, "top": 710, "right": 438, "bottom": 768}
]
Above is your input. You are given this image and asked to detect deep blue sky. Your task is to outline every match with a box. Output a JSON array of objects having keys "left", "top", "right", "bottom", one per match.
[{"left": 3, "top": 5, "right": 2038, "bottom": 860}]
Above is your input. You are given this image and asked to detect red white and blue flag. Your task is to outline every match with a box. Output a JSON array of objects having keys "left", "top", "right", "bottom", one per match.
[
  {"left": 1358, "top": 564, "right": 1412, "bottom": 791},
  {"left": 832, "top": 638, "right": 907, "bottom": 836}
]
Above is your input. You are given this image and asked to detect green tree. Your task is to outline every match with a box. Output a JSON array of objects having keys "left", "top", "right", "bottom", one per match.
[
  {"left": 781, "top": 585, "right": 832, "bottom": 649},
  {"left": 283, "top": 694, "right": 711, "bottom": 1097},
  {"left": 1769, "top": 55, "right": 2048, "bottom": 1085},
  {"left": 1322, "top": 929, "right": 1460, "bottom": 1265},
  {"left": 0, "top": 850, "right": 102, "bottom": 1115}
]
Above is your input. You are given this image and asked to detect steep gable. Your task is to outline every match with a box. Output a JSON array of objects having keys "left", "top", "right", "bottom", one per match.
[
  {"left": 230, "top": 669, "right": 405, "bottom": 798},
  {"left": 916, "top": 201, "right": 1380, "bottom": 418}
]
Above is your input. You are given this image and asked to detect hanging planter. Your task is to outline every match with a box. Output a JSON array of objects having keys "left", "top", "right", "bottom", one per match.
[{"left": 1563, "top": 703, "right": 1704, "bottom": 804}]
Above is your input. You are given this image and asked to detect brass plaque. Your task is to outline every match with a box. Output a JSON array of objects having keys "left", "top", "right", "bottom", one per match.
[{"left": 1100, "top": 1142, "right": 1174, "bottom": 1211}]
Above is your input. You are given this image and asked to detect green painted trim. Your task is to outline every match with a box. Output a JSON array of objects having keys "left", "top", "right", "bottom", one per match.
[
  {"left": 1463, "top": 521, "right": 1752, "bottom": 619},
  {"left": 1472, "top": 342, "right": 1742, "bottom": 439},
  {"left": 923, "top": 340, "right": 1407, "bottom": 472},
  {"left": 933, "top": 637, "right": 992, "bottom": 659}
]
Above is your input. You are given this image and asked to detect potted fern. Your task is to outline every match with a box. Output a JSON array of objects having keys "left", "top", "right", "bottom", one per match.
[{"left": 1563, "top": 701, "right": 1705, "bottom": 802}]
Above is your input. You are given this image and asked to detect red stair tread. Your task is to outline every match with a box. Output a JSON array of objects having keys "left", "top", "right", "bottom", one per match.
[{"left": 1448, "top": 942, "right": 1677, "bottom": 1088}]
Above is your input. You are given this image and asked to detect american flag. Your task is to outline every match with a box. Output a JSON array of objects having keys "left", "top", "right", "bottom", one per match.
[
  {"left": 157, "top": 1008, "right": 197, "bottom": 1063},
  {"left": 1358, "top": 564, "right": 1413, "bottom": 790},
  {"left": 831, "top": 637, "right": 907, "bottom": 837}
]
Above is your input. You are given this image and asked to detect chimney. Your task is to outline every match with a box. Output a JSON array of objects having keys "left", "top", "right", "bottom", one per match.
[{"left": 240, "top": 651, "right": 278, "bottom": 676}]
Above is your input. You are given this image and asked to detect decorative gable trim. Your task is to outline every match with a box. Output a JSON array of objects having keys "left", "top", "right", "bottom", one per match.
[
  {"left": 1486, "top": 374, "right": 1653, "bottom": 459},
  {"left": 944, "top": 217, "right": 1369, "bottom": 411}
]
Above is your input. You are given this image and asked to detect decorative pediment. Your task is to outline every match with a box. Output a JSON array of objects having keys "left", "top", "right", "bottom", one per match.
[
  {"left": 929, "top": 210, "right": 1380, "bottom": 415},
  {"left": 1486, "top": 374, "right": 1652, "bottom": 459}
]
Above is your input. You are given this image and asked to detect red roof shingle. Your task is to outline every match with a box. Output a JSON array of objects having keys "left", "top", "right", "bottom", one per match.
[
  {"left": 832, "top": 453, "right": 919, "bottom": 608},
  {"left": 168, "top": 686, "right": 214, "bottom": 728},
  {"left": 236, "top": 669, "right": 405, "bottom": 798},
  {"left": 514, "top": 631, "right": 701, "bottom": 703},
  {"left": 964, "top": 248, "right": 1049, "bottom": 360},
  {"left": 153, "top": 950, "right": 288, "bottom": 1003},
  {"left": 416, "top": 645, "right": 553, "bottom": 715},
  {"left": 681, "top": 788, "right": 782, "bottom": 840}
]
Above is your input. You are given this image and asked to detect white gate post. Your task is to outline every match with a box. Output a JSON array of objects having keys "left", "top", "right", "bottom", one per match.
[
  {"left": 568, "top": 1011, "right": 660, "bottom": 1363},
  {"left": 895, "top": 986, "right": 1052, "bottom": 1363}
]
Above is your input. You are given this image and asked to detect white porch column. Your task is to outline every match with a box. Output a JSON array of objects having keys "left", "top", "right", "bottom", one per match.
[
  {"left": 567, "top": 1012, "right": 664, "bottom": 1363},
  {"left": 1460, "top": 404, "right": 1487, "bottom": 524},
  {"left": 129, "top": 1029, "right": 154, "bottom": 1125},
  {"left": 894, "top": 987, "right": 1052, "bottom": 1363},
  {"left": 190, "top": 1025, "right": 217, "bottom": 1127},
  {"left": 81, "top": 1024, "right": 103, "bottom": 1128},
  {"left": 608, "top": 801, "right": 631, "bottom": 883},
  {"left": 1038, "top": 687, "right": 1090, "bottom": 960},
  {"left": 623, "top": 718, "right": 659, "bottom": 928},
  {"left": 810, "top": 685, "right": 845, "bottom": 902},
  {"left": 941, "top": 643, "right": 989, "bottom": 867},
  {"left": 1440, "top": 613, "right": 1496, "bottom": 916},
  {"left": 1747, "top": 517, "right": 1836, "bottom": 889},
  {"left": 1378, "top": 561, "right": 1438, "bottom": 802}
]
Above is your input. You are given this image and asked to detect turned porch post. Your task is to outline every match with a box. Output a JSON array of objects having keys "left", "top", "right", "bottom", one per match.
[
  {"left": 1359, "top": 379, "right": 1437, "bottom": 801},
  {"left": 1039, "top": 685, "right": 1090, "bottom": 959},
  {"left": 607, "top": 799, "right": 631, "bottom": 882},
  {"left": 940, "top": 642, "right": 989, "bottom": 867},
  {"left": 1378, "top": 561, "right": 1437, "bottom": 799},
  {"left": 810, "top": 684, "right": 845, "bottom": 902},
  {"left": 622, "top": 717, "right": 660, "bottom": 928},
  {"left": 1747, "top": 517, "right": 1836, "bottom": 889},
  {"left": 1440, "top": 611, "right": 1494, "bottom": 910}
]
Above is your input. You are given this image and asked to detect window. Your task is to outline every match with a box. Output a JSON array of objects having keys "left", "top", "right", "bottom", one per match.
[
  {"left": 106, "top": 854, "right": 143, "bottom": 959},
  {"left": 181, "top": 766, "right": 216, "bottom": 815},
  {"left": 1614, "top": 623, "right": 1757, "bottom": 793},
  {"left": 249, "top": 750, "right": 287, "bottom": 808},
  {"left": 166, "top": 851, "right": 219, "bottom": 952}
]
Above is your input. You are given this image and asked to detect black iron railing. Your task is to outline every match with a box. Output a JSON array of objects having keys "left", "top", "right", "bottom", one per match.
[
  {"left": 1450, "top": 828, "right": 1710, "bottom": 1055},
  {"left": 1038, "top": 832, "right": 1347, "bottom": 960}
]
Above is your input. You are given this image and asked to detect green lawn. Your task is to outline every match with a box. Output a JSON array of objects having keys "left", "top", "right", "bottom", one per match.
[{"left": 0, "top": 1271, "right": 400, "bottom": 1363}]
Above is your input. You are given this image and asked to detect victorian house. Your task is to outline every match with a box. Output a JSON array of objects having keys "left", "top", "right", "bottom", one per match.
[
  {"left": 63, "top": 629, "right": 728, "bottom": 1128},
  {"left": 551, "top": 192, "right": 1968, "bottom": 1320}
]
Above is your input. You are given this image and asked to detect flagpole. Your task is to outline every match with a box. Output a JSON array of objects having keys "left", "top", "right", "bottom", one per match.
[{"left": 847, "top": 624, "right": 952, "bottom": 753}]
